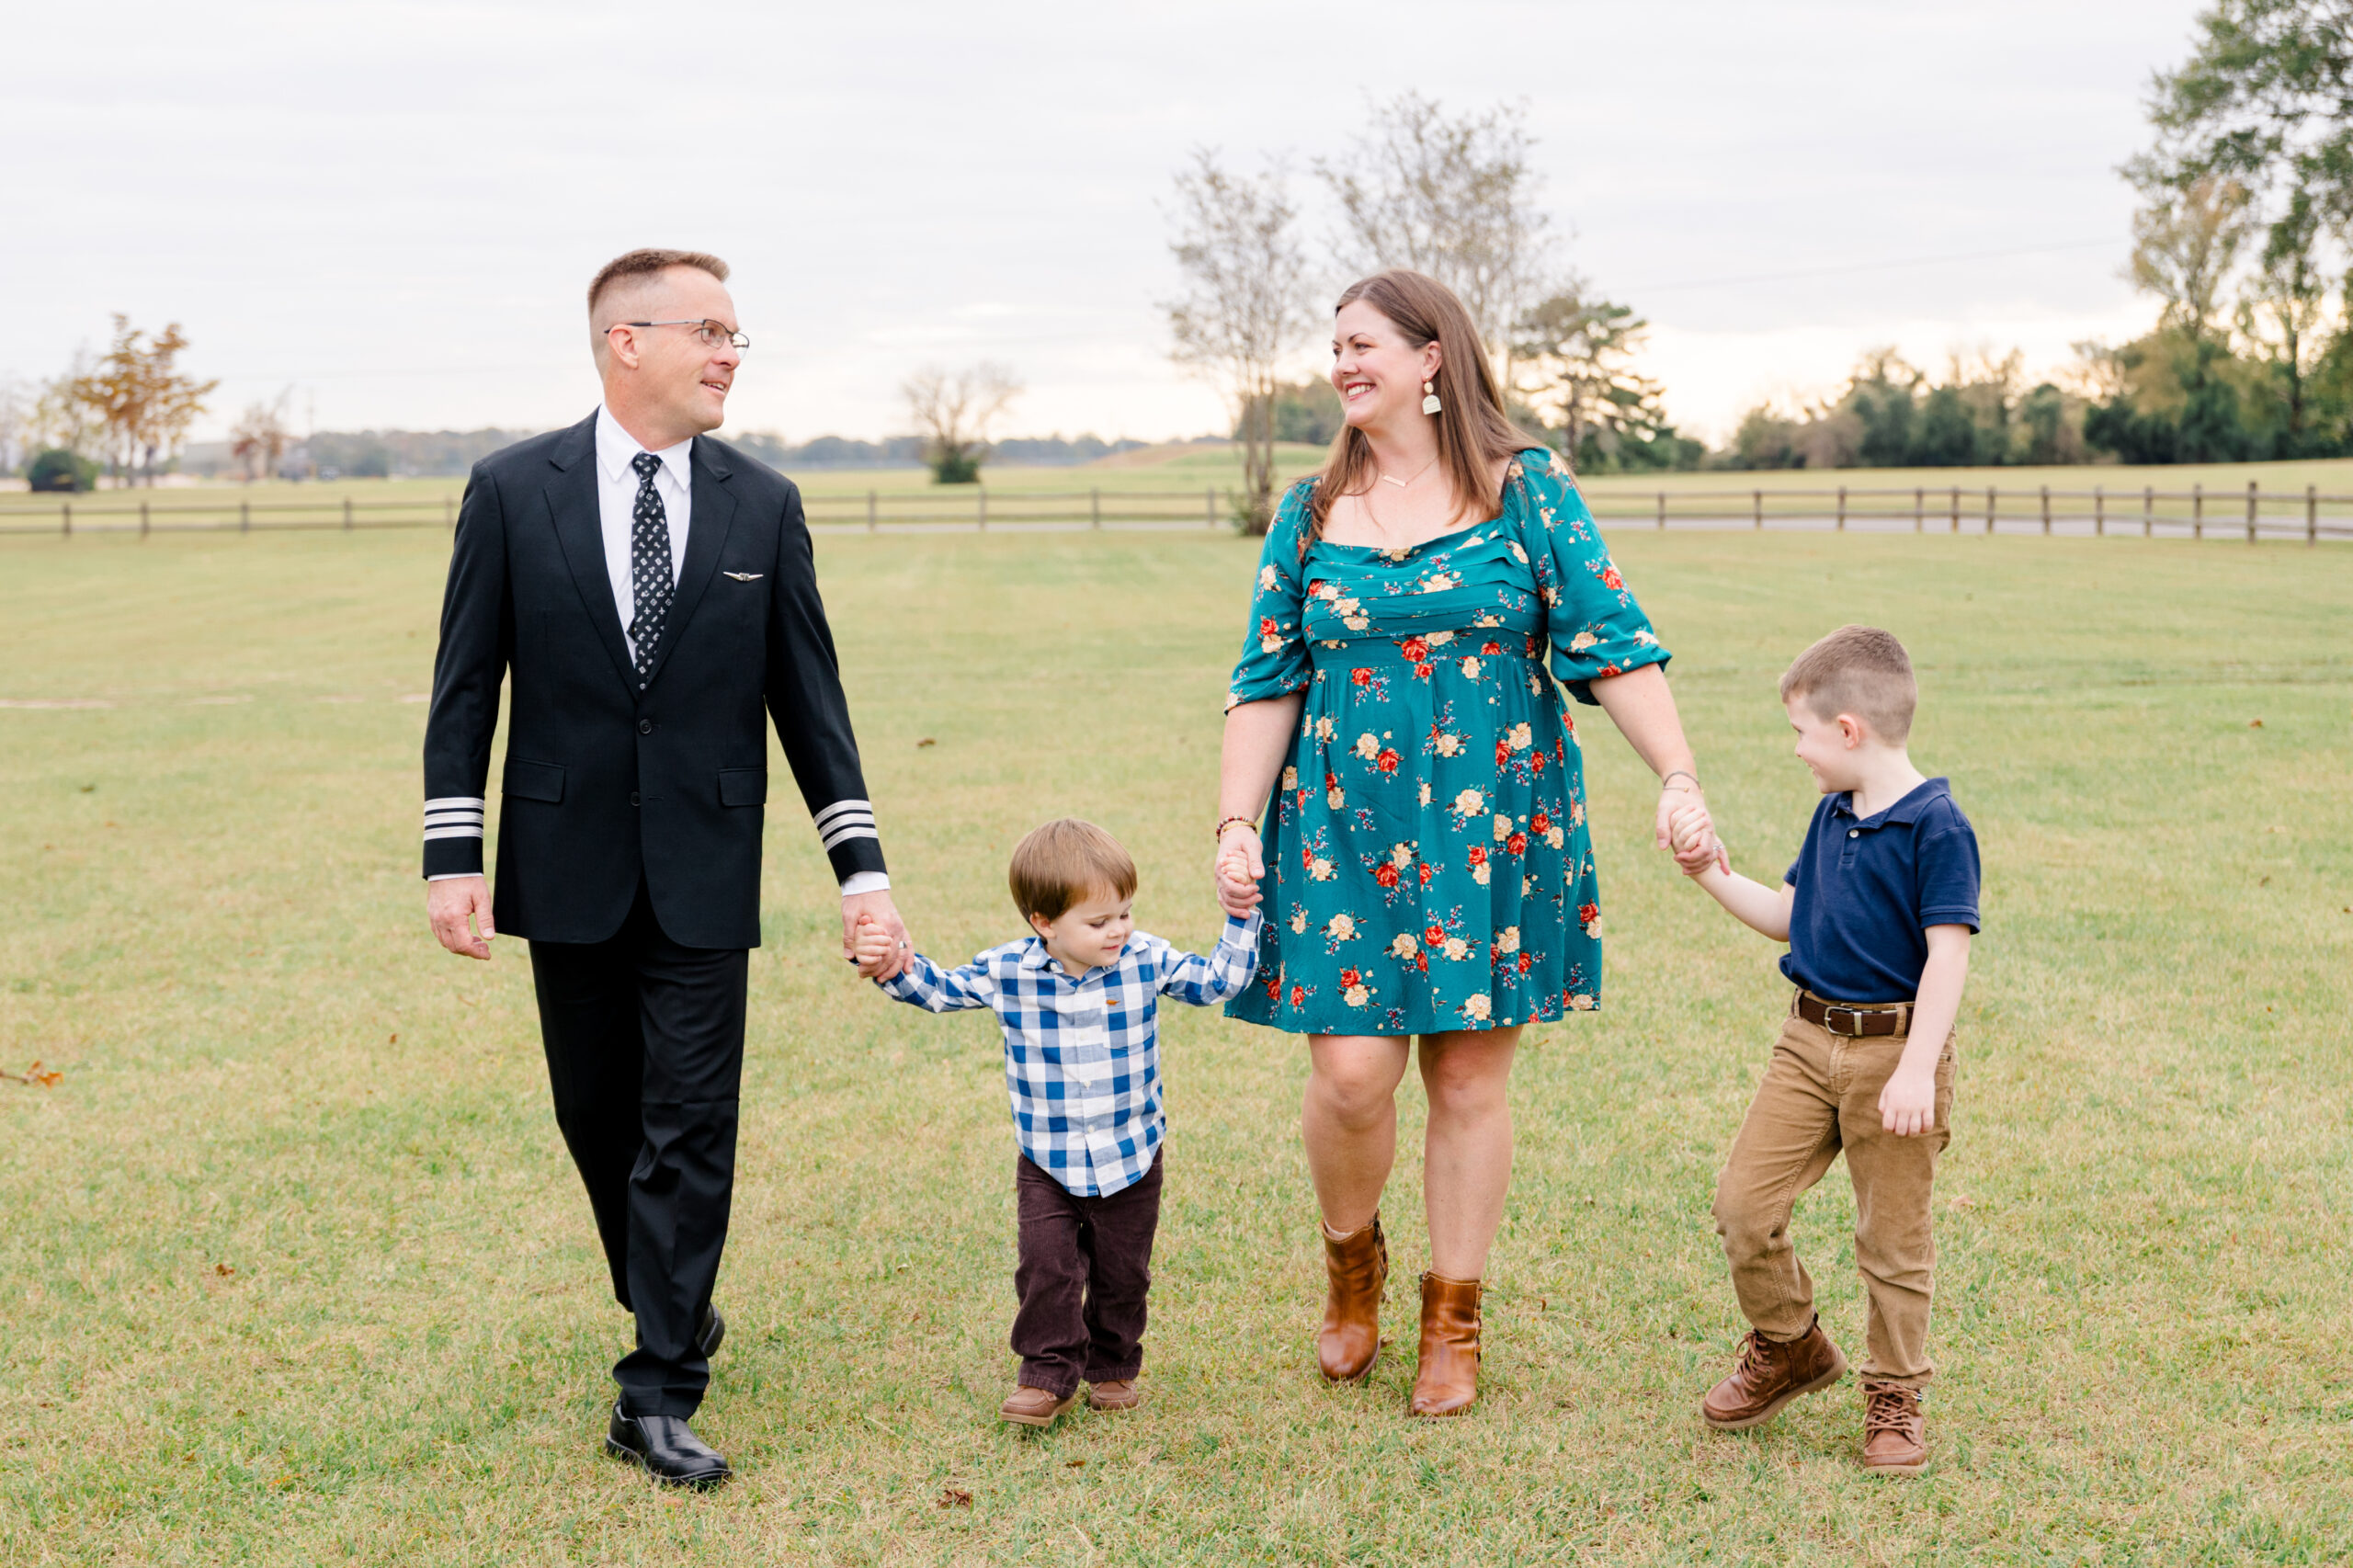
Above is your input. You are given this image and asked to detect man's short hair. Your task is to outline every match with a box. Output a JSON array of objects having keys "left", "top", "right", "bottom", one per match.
[
  {"left": 585, "top": 248, "right": 731, "bottom": 320},
  {"left": 1007, "top": 819, "right": 1138, "bottom": 925},
  {"left": 1779, "top": 625, "right": 1917, "bottom": 742}
]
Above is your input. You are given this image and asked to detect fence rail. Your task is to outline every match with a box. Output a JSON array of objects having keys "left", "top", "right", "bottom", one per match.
[{"left": 6, "top": 481, "right": 2353, "bottom": 541}]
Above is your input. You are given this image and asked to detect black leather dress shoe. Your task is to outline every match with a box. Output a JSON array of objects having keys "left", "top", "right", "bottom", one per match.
[
  {"left": 698, "top": 1304, "right": 725, "bottom": 1360},
  {"left": 606, "top": 1403, "right": 731, "bottom": 1488}
]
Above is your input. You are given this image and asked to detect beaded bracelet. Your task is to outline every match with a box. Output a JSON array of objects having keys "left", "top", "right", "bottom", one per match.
[{"left": 1214, "top": 815, "right": 1258, "bottom": 840}]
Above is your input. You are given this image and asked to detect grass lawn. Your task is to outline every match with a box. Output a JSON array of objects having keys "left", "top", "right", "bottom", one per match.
[{"left": 1, "top": 524, "right": 2348, "bottom": 1564}]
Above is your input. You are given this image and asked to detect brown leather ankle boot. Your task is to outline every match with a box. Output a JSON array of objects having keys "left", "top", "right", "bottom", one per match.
[
  {"left": 1317, "top": 1215, "right": 1388, "bottom": 1382},
  {"left": 1699, "top": 1315, "right": 1847, "bottom": 1430},
  {"left": 1407, "top": 1271, "right": 1482, "bottom": 1417}
]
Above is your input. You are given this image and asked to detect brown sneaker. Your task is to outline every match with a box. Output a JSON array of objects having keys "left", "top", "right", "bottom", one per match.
[
  {"left": 1700, "top": 1317, "right": 1848, "bottom": 1430},
  {"left": 1861, "top": 1381, "right": 1927, "bottom": 1475},
  {"left": 1406, "top": 1272, "right": 1482, "bottom": 1418},
  {"left": 1086, "top": 1379, "right": 1142, "bottom": 1412},
  {"left": 999, "top": 1386, "right": 1077, "bottom": 1427},
  {"left": 1317, "top": 1215, "right": 1389, "bottom": 1382}
]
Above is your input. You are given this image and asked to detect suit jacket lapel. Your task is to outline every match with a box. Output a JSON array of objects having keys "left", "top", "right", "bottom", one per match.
[
  {"left": 640, "top": 437, "right": 737, "bottom": 690},
  {"left": 542, "top": 413, "right": 638, "bottom": 693}
]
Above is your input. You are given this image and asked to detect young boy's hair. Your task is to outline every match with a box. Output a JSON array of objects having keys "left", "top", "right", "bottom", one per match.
[
  {"left": 1007, "top": 818, "right": 1139, "bottom": 924},
  {"left": 1779, "top": 624, "right": 1917, "bottom": 743}
]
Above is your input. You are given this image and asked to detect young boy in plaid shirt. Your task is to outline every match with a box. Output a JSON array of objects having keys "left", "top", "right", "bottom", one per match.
[
  {"left": 1667, "top": 626, "right": 1979, "bottom": 1476},
  {"left": 854, "top": 818, "right": 1261, "bottom": 1427}
]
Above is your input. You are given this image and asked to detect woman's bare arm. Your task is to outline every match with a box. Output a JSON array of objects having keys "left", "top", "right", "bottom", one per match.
[
  {"left": 1588, "top": 663, "right": 1716, "bottom": 871},
  {"left": 1213, "top": 694, "right": 1304, "bottom": 915}
]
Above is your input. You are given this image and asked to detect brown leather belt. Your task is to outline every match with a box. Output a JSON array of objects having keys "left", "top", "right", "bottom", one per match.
[{"left": 1792, "top": 989, "right": 1912, "bottom": 1038}]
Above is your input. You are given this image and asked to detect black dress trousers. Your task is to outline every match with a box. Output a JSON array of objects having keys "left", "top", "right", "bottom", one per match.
[{"left": 528, "top": 879, "right": 746, "bottom": 1418}]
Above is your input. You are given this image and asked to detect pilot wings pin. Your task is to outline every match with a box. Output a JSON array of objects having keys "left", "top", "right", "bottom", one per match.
[{"left": 722, "top": 571, "right": 764, "bottom": 581}]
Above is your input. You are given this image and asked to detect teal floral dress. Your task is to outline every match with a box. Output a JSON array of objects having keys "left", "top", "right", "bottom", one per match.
[{"left": 1224, "top": 449, "right": 1668, "bottom": 1036}]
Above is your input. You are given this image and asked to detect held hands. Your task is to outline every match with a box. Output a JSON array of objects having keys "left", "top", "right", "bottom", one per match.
[
  {"left": 849, "top": 913, "right": 901, "bottom": 977},
  {"left": 1666, "top": 801, "right": 1732, "bottom": 877},
  {"left": 842, "top": 889, "right": 913, "bottom": 981},
  {"left": 1213, "top": 824, "right": 1265, "bottom": 918},
  {"left": 1878, "top": 1062, "right": 1938, "bottom": 1137},
  {"left": 427, "top": 875, "right": 495, "bottom": 960}
]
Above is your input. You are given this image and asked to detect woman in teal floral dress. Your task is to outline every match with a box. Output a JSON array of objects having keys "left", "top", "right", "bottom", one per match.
[{"left": 1213, "top": 270, "right": 1719, "bottom": 1418}]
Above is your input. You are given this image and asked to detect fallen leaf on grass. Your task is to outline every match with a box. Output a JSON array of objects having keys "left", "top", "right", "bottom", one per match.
[
  {"left": 1065, "top": 1459, "right": 1086, "bottom": 1469},
  {"left": 938, "top": 1487, "right": 972, "bottom": 1509},
  {"left": 1, "top": 1061, "right": 63, "bottom": 1087},
  {"left": 916, "top": 738, "right": 937, "bottom": 748},
  {"left": 2248, "top": 719, "right": 2262, "bottom": 727},
  {"left": 214, "top": 1263, "right": 235, "bottom": 1277}
]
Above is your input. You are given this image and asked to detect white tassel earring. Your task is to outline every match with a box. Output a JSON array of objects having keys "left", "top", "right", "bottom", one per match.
[{"left": 1422, "top": 378, "right": 1442, "bottom": 415}]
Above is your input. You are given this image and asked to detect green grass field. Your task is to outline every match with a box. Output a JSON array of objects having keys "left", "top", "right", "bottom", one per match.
[{"left": 2, "top": 523, "right": 2348, "bottom": 1564}]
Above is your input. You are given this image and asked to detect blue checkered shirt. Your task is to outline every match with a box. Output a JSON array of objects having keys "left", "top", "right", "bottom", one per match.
[{"left": 877, "top": 913, "right": 1262, "bottom": 1196}]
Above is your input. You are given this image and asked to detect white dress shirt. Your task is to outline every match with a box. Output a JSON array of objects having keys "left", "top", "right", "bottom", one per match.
[
  {"left": 594, "top": 404, "right": 691, "bottom": 662},
  {"left": 431, "top": 406, "right": 887, "bottom": 899}
]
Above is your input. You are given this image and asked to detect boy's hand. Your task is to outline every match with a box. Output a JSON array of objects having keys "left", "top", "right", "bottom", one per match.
[
  {"left": 849, "top": 913, "right": 899, "bottom": 975},
  {"left": 1879, "top": 1062, "right": 1938, "bottom": 1137}
]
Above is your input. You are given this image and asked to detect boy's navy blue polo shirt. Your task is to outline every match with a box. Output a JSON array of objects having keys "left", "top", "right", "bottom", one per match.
[{"left": 1781, "top": 777, "right": 1980, "bottom": 1005}]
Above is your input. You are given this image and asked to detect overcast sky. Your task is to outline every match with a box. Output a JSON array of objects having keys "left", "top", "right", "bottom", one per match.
[{"left": 9, "top": 0, "right": 2209, "bottom": 448}]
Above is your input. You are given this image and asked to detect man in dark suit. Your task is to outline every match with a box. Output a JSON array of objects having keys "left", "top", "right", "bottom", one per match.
[{"left": 422, "top": 247, "right": 912, "bottom": 1487}]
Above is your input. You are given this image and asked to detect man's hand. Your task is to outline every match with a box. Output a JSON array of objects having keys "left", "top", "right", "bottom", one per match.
[
  {"left": 1214, "top": 825, "right": 1265, "bottom": 918},
  {"left": 1879, "top": 1062, "right": 1938, "bottom": 1137},
  {"left": 843, "top": 889, "right": 912, "bottom": 981},
  {"left": 428, "top": 875, "right": 495, "bottom": 960}
]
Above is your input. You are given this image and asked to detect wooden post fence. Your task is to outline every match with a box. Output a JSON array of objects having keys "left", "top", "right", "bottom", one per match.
[
  {"left": 1985, "top": 486, "right": 1996, "bottom": 535},
  {"left": 2246, "top": 481, "right": 2258, "bottom": 543},
  {"left": 2143, "top": 485, "right": 2154, "bottom": 537},
  {"left": 2192, "top": 483, "right": 2203, "bottom": 540},
  {"left": 2040, "top": 484, "right": 2052, "bottom": 535},
  {"left": 866, "top": 489, "right": 877, "bottom": 533},
  {"left": 977, "top": 489, "right": 987, "bottom": 531},
  {"left": 1914, "top": 486, "right": 1924, "bottom": 532},
  {"left": 1090, "top": 487, "right": 1101, "bottom": 529},
  {"left": 343, "top": 495, "right": 353, "bottom": 531},
  {"left": 1949, "top": 485, "right": 1960, "bottom": 533},
  {"left": 240, "top": 499, "right": 250, "bottom": 533},
  {"left": 2094, "top": 485, "right": 2104, "bottom": 537},
  {"left": 1656, "top": 490, "right": 1666, "bottom": 529},
  {"left": 140, "top": 499, "right": 150, "bottom": 540},
  {"left": 1836, "top": 485, "right": 1847, "bottom": 530},
  {"left": 1753, "top": 489, "right": 1763, "bottom": 529},
  {"left": 2309, "top": 483, "right": 2320, "bottom": 546},
  {"left": 1205, "top": 487, "right": 1217, "bottom": 529}
]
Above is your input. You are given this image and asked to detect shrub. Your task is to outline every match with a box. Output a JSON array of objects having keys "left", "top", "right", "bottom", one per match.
[{"left": 25, "top": 449, "right": 97, "bottom": 493}]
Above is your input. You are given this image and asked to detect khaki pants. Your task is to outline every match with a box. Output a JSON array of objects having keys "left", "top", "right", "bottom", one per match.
[{"left": 1712, "top": 1002, "right": 1955, "bottom": 1387}]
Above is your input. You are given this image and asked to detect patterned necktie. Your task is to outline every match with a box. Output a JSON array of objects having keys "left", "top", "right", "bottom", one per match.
[{"left": 627, "top": 451, "right": 675, "bottom": 685}]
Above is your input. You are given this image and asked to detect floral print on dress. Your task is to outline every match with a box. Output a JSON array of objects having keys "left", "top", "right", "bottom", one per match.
[{"left": 1224, "top": 449, "right": 1667, "bottom": 1037}]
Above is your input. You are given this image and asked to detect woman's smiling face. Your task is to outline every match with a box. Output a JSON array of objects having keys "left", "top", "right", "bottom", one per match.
[{"left": 1330, "top": 300, "right": 1438, "bottom": 430}]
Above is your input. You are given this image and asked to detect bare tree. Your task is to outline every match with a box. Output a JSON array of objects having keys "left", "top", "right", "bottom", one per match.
[
  {"left": 1317, "top": 92, "right": 1556, "bottom": 379},
  {"left": 229, "top": 389, "right": 297, "bottom": 483},
  {"left": 902, "top": 362, "right": 1021, "bottom": 483},
  {"left": 0, "top": 375, "right": 32, "bottom": 475},
  {"left": 1164, "top": 148, "right": 1314, "bottom": 533}
]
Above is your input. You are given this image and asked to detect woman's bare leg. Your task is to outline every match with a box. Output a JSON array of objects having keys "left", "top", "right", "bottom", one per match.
[
  {"left": 1418, "top": 1027, "right": 1521, "bottom": 1278},
  {"left": 1301, "top": 1033, "right": 1413, "bottom": 1231}
]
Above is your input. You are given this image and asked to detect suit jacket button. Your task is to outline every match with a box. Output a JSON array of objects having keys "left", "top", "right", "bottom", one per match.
[
  {"left": 638, "top": 718, "right": 654, "bottom": 734},
  {"left": 630, "top": 791, "right": 641, "bottom": 807}
]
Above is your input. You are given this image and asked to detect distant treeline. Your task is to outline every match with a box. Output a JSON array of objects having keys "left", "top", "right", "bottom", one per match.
[{"left": 180, "top": 427, "right": 1160, "bottom": 479}]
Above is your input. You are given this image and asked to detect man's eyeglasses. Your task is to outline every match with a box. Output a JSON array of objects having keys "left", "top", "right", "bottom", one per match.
[{"left": 610, "top": 319, "right": 750, "bottom": 352}]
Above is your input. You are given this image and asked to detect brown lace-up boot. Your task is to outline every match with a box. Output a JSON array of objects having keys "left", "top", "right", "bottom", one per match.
[
  {"left": 1860, "top": 1381, "right": 1927, "bottom": 1475},
  {"left": 1317, "top": 1215, "right": 1389, "bottom": 1382},
  {"left": 1406, "top": 1272, "right": 1482, "bottom": 1417},
  {"left": 1699, "top": 1315, "right": 1847, "bottom": 1430}
]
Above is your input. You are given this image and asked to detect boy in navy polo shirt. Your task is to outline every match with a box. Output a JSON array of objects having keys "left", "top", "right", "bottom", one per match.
[{"left": 1666, "top": 625, "right": 1979, "bottom": 1476}]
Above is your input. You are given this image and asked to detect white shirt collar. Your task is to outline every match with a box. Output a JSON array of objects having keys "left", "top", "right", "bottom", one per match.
[{"left": 594, "top": 404, "right": 694, "bottom": 488}]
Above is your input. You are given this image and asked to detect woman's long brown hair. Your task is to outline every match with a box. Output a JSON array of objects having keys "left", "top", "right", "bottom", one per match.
[{"left": 1300, "top": 268, "right": 1537, "bottom": 558}]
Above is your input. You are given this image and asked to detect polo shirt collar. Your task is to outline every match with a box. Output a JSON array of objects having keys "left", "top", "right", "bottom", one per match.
[
  {"left": 1832, "top": 776, "right": 1952, "bottom": 828},
  {"left": 594, "top": 403, "right": 693, "bottom": 489}
]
